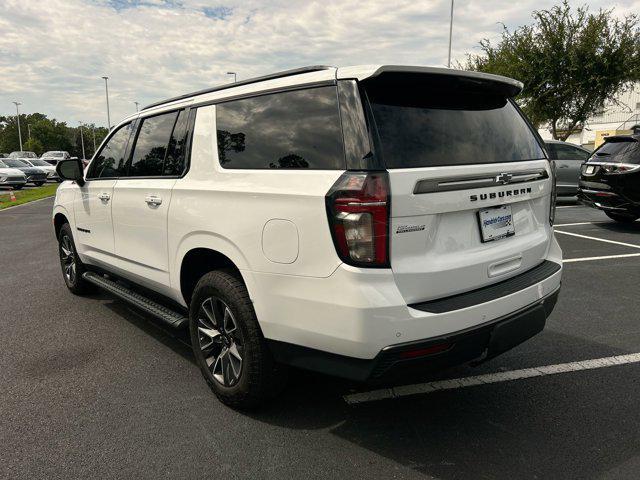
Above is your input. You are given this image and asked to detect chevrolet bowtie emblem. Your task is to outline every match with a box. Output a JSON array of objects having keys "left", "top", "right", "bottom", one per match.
[{"left": 496, "top": 173, "right": 513, "bottom": 184}]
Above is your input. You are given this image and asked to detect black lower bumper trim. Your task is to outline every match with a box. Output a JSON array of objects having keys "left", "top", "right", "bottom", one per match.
[
  {"left": 267, "top": 287, "right": 560, "bottom": 383},
  {"left": 408, "top": 260, "right": 561, "bottom": 314}
]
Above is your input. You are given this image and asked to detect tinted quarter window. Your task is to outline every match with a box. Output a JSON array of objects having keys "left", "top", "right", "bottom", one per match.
[
  {"left": 129, "top": 111, "right": 179, "bottom": 177},
  {"left": 215, "top": 86, "right": 345, "bottom": 169},
  {"left": 89, "top": 123, "right": 133, "bottom": 179},
  {"left": 365, "top": 83, "right": 545, "bottom": 168}
]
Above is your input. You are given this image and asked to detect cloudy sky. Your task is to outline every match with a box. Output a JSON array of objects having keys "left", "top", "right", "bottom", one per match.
[{"left": 1, "top": 0, "right": 638, "bottom": 126}]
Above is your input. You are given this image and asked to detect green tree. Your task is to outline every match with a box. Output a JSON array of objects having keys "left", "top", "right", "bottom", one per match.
[
  {"left": 23, "top": 137, "right": 44, "bottom": 155},
  {"left": 0, "top": 113, "right": 106, "bottom": 157},
  {"left": 465, "top": 1, "right": 640, "bottom": 140},
  {"left": 0, "top": 116, "right": 22, "bottom": 153}
]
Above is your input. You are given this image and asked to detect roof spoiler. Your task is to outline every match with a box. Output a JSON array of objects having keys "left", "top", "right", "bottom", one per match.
[
  {"left": 603, "top": 135, "right": 639, "bottom": 143},
  {"left": 359, "top": 65, "right": 523, "bottom": 98}
]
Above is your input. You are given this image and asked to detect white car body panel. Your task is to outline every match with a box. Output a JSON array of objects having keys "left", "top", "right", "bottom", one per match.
[{"left": 0, "top": 166, "right": 28, "bottom": 177}]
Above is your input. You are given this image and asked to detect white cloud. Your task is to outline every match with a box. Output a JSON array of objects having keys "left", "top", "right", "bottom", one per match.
[{"left": 0, "top": 0, "right": 638, "bottom": 126}]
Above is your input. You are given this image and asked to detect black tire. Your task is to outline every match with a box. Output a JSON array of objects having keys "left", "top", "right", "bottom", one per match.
[
  {"left": 189, "top": 270, "right": 287, "bottom": 409},
  {"left": 605, "top": 211, "right": 638, "bottom": 223},
  {"left": 13, "top": 185, "right": 23, "bottom": 190},
  {"left": 34, "top": 182, "right": 45, "bottom": 187},
  {"left": 58, "top": 223, "right": 95, "bottom": 295}
]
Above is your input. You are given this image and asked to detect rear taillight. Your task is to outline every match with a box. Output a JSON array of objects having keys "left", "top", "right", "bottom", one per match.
[
  {"left": 601, "top": 163, "right": 640, "bottom": 174},
  {"left": 326, "top": 171, "right": 390, "bottom": 268},
  {"left": 549, "top": 160, "right": 557, "bottom": 226}
]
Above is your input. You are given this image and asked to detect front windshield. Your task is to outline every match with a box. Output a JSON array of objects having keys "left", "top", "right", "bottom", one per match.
[
  {"left": 4, "top": 159, "right": 28, "bottom": 167},
  {"left": 0, "top": 160, "right": 7, "bottom": 168},
  {"left": 44, "top": 152, "right": 64, "bottom": 158}
]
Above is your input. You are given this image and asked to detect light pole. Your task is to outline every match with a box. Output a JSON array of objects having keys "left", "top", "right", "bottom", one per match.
[
  {"left": 91, "top": 127, "right": 97, "bottom": 153},
  {"left": 227, "top": 71, "right": 237, "bottom": 83},
  {"left": 27, "top": 124, "right": 32, "bottom": 140},
  {"left": 78, "top": 122, "right": 86, "bottom": 160},
  {"left": 447, "top": 0, "right": 454, "bottom": 68},
  {"left": 102, "top": 76, "right": 111, "bottom": 129},
  {"left": 134, "top": 101, "right": 139, "bottom": 112},
  {"left": 12, "top": 101, "right": 23, "bottom": 151}
]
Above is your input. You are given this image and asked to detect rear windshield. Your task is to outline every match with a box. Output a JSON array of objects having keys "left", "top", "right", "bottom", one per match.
[
  {"left": 365, "top": 84, "right": 545, "bottom": 168},
  {"left": 590, "top": 139, "right": 640, "bottom": 164}
]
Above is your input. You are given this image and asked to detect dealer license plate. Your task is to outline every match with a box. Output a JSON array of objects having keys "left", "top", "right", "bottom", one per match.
[{"left": 478, "top": 205, "right": 515, "bottom": 242}]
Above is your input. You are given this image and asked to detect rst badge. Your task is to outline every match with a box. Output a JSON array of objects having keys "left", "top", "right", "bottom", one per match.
[{"left": 396, "top": 224, "right": 426, "bottom": 234}]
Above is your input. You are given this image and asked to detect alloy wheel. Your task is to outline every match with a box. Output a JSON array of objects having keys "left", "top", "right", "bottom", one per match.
[
  {"left": 60, "top": 235, "right": 76, "bottom": 285},
  {"left": 197, "top": 296, "right": 244, "bottom": 387}
]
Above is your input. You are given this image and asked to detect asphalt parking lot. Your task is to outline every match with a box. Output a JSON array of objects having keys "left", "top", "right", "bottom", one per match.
[{"left": 2, "top": 197, "right": 640, "bottom": 480}]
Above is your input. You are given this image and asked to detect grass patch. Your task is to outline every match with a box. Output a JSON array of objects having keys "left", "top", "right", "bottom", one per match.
[{"left": 0, "top": 184, "right": 59, "bottom": 210}]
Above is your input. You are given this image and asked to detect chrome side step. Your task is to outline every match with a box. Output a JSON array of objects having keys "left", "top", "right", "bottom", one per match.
[{"left": 82, "top": 271, "right": 188, "bottom": 328}]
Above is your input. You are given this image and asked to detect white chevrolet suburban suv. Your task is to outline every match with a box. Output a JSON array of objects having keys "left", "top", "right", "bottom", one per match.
[{"left": 53, "top": 65, "right": 562, "bottom": 408}]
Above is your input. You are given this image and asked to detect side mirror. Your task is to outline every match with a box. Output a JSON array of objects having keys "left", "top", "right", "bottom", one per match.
[{"left": 56, "top": 158, "right": 85, "bottom": 186}]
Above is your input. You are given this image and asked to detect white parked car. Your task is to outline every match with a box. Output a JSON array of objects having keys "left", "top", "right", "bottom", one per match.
[
  {"left": 20, "top": 158, "right": 60, "bottom": 181},
  {"left": 41, "top": 151, "right": 71, "bottom": 165},
  {"left": 9, "top": 151, "right": 39, "bottom": 160},
  {"left": 53, "top": 65, "right": 562, "bottom": 408},
  {"left": 0, "top": 160, "right": 27, "bottom": 189}
]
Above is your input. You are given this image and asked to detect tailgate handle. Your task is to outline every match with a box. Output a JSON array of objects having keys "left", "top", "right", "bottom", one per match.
[{"left": 488, "top": 256, "right": 522, "bottom": 278}]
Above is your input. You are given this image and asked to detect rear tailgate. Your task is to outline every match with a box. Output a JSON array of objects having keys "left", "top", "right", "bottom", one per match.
[
  {"left": 362, "top": 69, "right": 552, "bottom": 305},
  {"left": 388, "top": 161, "right": 552, "bottom": 304}
]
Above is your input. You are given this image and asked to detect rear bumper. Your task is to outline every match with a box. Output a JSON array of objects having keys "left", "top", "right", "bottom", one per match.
[
  {"left": 268, "top": 287, "right": 559, "bottom": 382},
  {"left": 248, "top": 235, "right": 563, "bottom": 363},
  {"left": 0, "top": 178, "right": 27, "bottom": 187},
  {"left": 577, "top": 187, "right": 640, "bottom": 214}
]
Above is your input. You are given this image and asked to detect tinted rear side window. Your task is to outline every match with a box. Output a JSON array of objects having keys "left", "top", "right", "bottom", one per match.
[
  {"left": 215, "top": 86, "right": 345, "bottom": 169},
  {"left": 164, "top": 110, "right": 189, "bottom": 176},
  {"left": 128, "top": 111, "right": 179, "bottom": 177},
  {"left": 591, "top": 139, "right": 640, "bottom": 164},
  {"left": 552, "top": 144, "right": 590, "bottom": 160},
  {"left": 365, "top": 84, "right": 545, "bottom": 168},
  {"left": 89, "top": 123, "right": 133, "bottom": 179}
]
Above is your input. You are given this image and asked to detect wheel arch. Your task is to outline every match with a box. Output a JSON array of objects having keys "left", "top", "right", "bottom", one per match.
[
  {"left": 179, "top": 246, "right": 250, "bottom": 307},
  {"left": 53, "top": 211, "right": 70, "bottom": 239}
]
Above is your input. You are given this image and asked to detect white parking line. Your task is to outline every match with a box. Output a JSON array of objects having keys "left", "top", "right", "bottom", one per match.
[
  {"left": 343, "top": 353, "right": 640, "bottom": 405},
  {"left": 554, "top": 230, "right": 640, "bottom": 249},
  {"left": 554, "top": 222, "right": 607, "bottom": 227},
  {"left": 563, "top": 253, "right": 640, "bottom": 263}
]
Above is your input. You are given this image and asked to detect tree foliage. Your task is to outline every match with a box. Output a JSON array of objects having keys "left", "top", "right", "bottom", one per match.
[
  {"left": 465, "top": 1, "right": 640, "bottom": 140},
  {"left": 0, "top": 113, "right": 109, "bottom": 158}
]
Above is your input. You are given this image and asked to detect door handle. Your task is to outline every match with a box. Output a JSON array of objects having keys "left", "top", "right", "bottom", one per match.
[
  {"left": 98, "top": 192, "right": 111, "bottom": 201},
  {"left": 558, "top": 165, "right": 569, "bottom": 169},
  {"left": 145, "top": 195, "right": 162, "bottom": 206}
]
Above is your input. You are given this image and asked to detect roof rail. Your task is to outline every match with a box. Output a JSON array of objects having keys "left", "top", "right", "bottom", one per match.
[{"left": 142, "top": 65, "right": 334, "bottom": 111}]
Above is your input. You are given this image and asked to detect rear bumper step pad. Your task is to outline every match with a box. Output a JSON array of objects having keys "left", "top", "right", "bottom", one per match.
[{"left": 408, "top": 260, "right": 561, "bottom": 314}]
